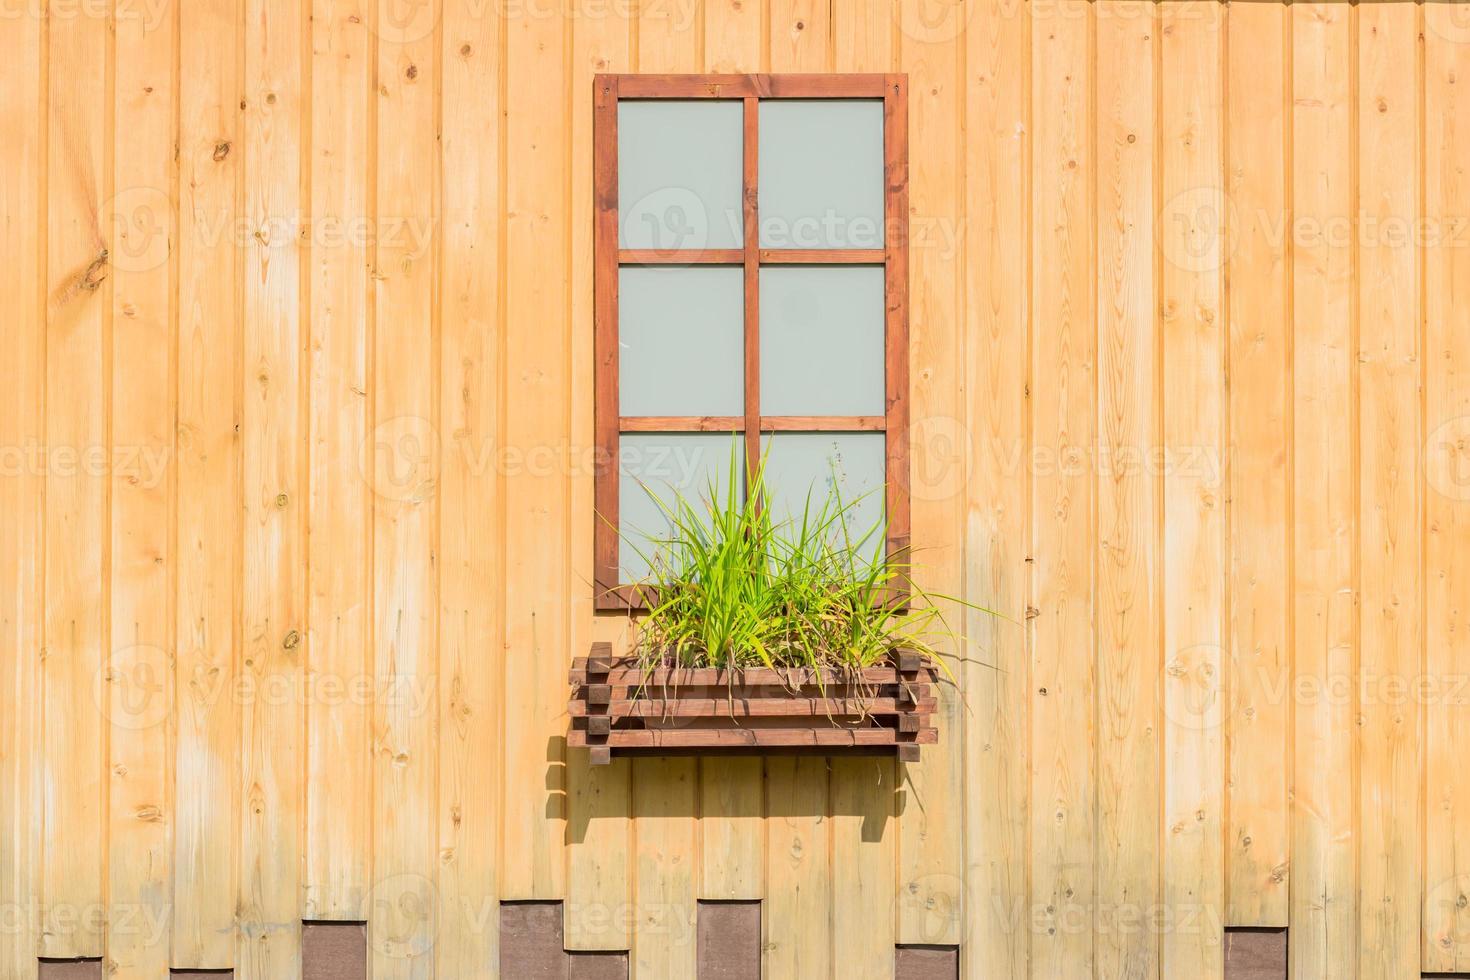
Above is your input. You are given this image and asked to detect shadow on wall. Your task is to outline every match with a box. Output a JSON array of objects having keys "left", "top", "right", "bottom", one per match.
[{"left": 562, "top": 748, "right": 904, "bottom": 845}]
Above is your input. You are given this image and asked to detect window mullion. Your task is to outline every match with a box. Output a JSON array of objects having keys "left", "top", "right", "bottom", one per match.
[{"left": 742, "top": 95, "right": 761, "bottom": 493}]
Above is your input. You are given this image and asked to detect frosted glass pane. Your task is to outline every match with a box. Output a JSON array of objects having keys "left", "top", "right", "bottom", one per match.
[
  {"left": 619, "top": 433, "right": 744, "bottom": 582},
  {"left": 620, "top": 101, "right": 744, "bottom": 250},
  {"left": 760, "top": 266, "right": 884, "bottom": 416},
  {"left": 620, "top": 267, "right": 744, "bottom": 416},
  {"left": 760, "top": 433, "right": 885, "bottom": 546},
  {"left": 759, "top": 100, "right": 884, "bottom": 249}
]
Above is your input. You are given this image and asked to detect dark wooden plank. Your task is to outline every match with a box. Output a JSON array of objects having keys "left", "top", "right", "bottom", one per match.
[
  {"left": 895, "top": 945, "right": 959, "bottom": 980},
  {"left": 883, "top": 74, "right": 911, "bottom": 598},
  {"left": 696, "top": 902, "right": 761, "bottom": 980},
  {"left": 569, "top": 951, "right": 628, "bottom": 980},
  {"left": 617, "top": 248, "right": 743, "bottom": 265},
  {"left": 500, "top": 902, "right": 570, "bottom": 980},
  {"left": 587, "top": 642, "right": 615, "bottom": 674},
  {"left": 302, "top": 922, "right": 366, "bottom": 980},
  {"left": 567, "top": 726, "right": 938, "bottom": 749},
  {"left": 170, "top": 973, "right": 235, "bottom": 979},
  {"left": 593, "top": 74, "right": 621, "bottom": 606},
  {"left": 568, "top": 696, "right": 937, "bottom": 718},
  {"left": 568, "top": 663, "right": 937, "bottom": 686},
  {"left": 1224, "top": 928, "right": 1287, "bottom": 980},
  {"left": 757, "top": 248, "right": 886, "bottom": 264},
  {"left": 38, "top": 961, "right": 102, "bottom": 980}
]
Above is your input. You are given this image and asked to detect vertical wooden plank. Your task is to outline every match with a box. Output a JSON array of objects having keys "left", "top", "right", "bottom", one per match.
[
  {"left": 632, "top": 758, "right": 696, "bottom": 979},
  {"left": 1224, "top": 0, "right": 1290, "bottom": 927},
  {"left": 1424, "top": 4, "right": 1470, "bottom": 970},
  {"left": 437, "top": 0, "right": 507, "bottom": 971},
  {"left": 370, "top": 0, "right": 440, "bottom": 973},
  {"left": 502, "top": 0, "right": 570, "bottom": 901},
  {"left": 624, "top": 14, "right": 703, "bottom": 976},
  {"left": 567, "top": 3, "right": 631, "bottom": 956},
  {"left": 759, "top": 12, "right": 835, "bottom": 976},
  {"left": 0, "top": 4, "right": 45, "bottom": 978},
  {"left": 304, "top": 0, "right": 371, "bottom": 923},
  {"left": 831, "top": 756, "right": 895, "bottom": 980},
  {"left": 1028, "top": 1, "right": 1095, "bottom": 973},
  {"left": 1356, "top": 4, "right": 1422, "bottom": 977},
  {"left": 1289, "top": 6, "right": 1356, "bottom": 978},
  {"left": 107, "top": 1, "right": 177, "bottom": 975},
  {"left": 41, "top": 0, "right": 109, "bottom": 958},
  {"left": 697, "top": 0, "right": 765, "bottom": 909},
  {"left": 763, "top": 756, "right": 832, "bottom": 980},
  {"left": 769, "top": 0, "right": 830, "bottom": 72},
  {"left": 897, "top": 0, "right": 965, "bottom": 949},
  {"left": 1095, "top": 2, "right": 1160, "bottom": 976},
  {"left": 1159, "top": 2, "right": 1226, "bottom": 975},
  {"left": 704, "top": 0, "right": 760, "bottom": 74},
  {"left": 174, "top": 0, "right": 243, "bottom": 966},
  {"left": 237, "top": 0, "right": 306, "bottom": 972},
  {"left": 961, "top": 0, "right": 1030, "bottom": 973}
]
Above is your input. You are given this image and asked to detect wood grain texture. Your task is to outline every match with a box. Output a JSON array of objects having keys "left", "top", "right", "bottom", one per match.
[
  {"left": 567, "top": 6, "right": 632, "bottom": 954},
  {"left": 1289, "top": 7, "right": 1357, "bottom": 977},
  {"left": 304, "top": 0, "right": 372, "bottom": 924},
  {"left": 1356, "top": 5, "right": 1423, "bottom": 977},
  {"left": 631, "top": 758, "right": 696, "bottom": 979},
  {"left": 107, "top": 2, "right": 177, "bottom": 976},
  {"left": 763, "top": 756, "right": 831, "bottom": 980},
  {"left": 1424, "top": 3, "right": 1470, "bottom": 970},
  {"left": 895, "top": 0, "right": 963, "bottom": 948},
  {"left": 237, "top": 0, "right": 306, "bottom": 974},
  {"left": 501, "top": 0, "right": 572, "bottom": 899},
  {"left": 960, "top": 0, "right": 1030, "bottom": 973},
  {"left": 1095, "top": 3, "right": 1161, "bottom": 975},
  {"left": 369, "top": 0, "right": 441, "bottom": 974},
  {"left": 894, "top": 945, "right": 959, "bottom": 980},
  {"left": 1225, "top": 0, "right": 1291, "bottom": 927},
  {"left": 1029, "top": 3, "right": 1096, "bottom": 973},
  {"left": 831, "top": 757, "right": 895, "bottom": 980},
  {"left": 174, "top": 0, "right": 243, "bottom": 966},
  {"left": 41, "top": 1, "right": 109, "bottom": 958},
  {"left": 0, "top": 4, "right": 44, "bottom": 977},
  {"left": 437, "top": 0, "right": 507, "bottom": 970},
  {"left": 1159, "top": 3, "right": 1227, "bottom": 975}
]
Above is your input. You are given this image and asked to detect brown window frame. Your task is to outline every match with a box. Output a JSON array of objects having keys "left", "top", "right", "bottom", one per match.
[{"left": 593, "top": 72, "right": 909, "bottom": 611}]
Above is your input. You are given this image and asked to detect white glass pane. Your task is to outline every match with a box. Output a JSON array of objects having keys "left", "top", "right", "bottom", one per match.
[
  {"left": 759, "top": 100, "right": 884, "bottom": 249},
  {"left": 619, "top": 101, "right": 744, "bottom": 250},
  {"left": 619, "top": 433, "right": 744, "bottom": 582},
  {"left": 760, "top": 433, "right": 885, "bottom": 547},
  {"left": 760, "top": 266, "right": 884, "bottom": 416},
  {"left": 620, "top": 267, "right": 744, "bottom": 416}
]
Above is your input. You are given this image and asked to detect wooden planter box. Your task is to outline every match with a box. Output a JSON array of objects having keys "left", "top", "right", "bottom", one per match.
[{"left": 569, "top": 642, "right": 939, "bottom": 765}]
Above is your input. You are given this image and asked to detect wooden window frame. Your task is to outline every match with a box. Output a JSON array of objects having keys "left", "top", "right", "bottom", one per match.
[{"left": 594, "top": 72, "right": 909, "bottom": 611}]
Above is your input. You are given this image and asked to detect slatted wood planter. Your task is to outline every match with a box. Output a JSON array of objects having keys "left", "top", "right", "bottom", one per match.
[{"left": 569, "top": 642, "right": 939, "bottom": 765}]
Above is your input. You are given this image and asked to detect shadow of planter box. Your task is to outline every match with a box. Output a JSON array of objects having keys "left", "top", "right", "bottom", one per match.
[{"left": 568, "top": 643, "right": 939, "bottom": 765}]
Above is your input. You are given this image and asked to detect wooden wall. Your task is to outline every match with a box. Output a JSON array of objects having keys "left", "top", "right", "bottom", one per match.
[{"left": 2, "top": 1, "right": 1469, "bottom": 978}]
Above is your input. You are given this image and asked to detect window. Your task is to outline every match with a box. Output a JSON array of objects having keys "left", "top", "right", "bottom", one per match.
[{"left": 593, "top": 73, "right": 909, "bottom": 609}]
